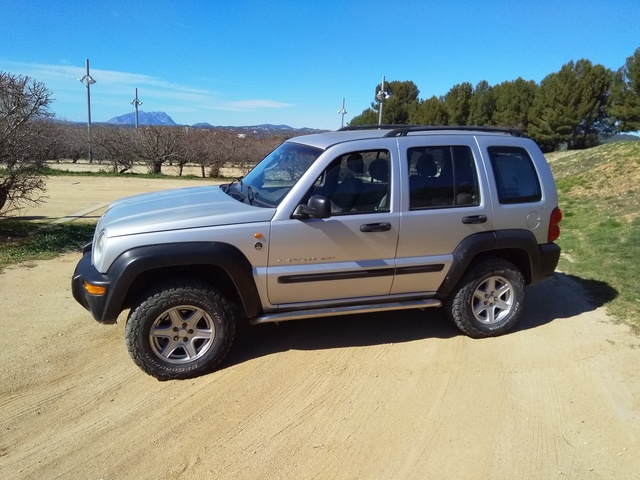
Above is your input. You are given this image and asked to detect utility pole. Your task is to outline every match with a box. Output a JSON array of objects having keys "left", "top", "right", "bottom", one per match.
[
  {"left": 79, "top": 58, "right": 96, "bottom": 162},
  {"left": 338, "top": 98, "right": 347, "bottom": 128},
  {"left": 376, "top": 75, "right": 391, "bottom": 126},
  {"left": 130, "top": 88, "right": 143, "bottom": 129}
]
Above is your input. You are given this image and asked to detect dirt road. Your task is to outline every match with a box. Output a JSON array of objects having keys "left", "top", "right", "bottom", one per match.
[{"left": 1, "top": 176, "right": 639, "bottom": 479}]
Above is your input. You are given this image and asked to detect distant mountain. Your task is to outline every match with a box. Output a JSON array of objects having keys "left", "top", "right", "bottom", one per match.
[
  {"left": 192, "top": 122, "right": 294, "bottom": 131},
  {"left": 107, "top": 111, "right": 177, "bottom": 126},
  {"left": 103, "top": 111, "right": 325, "bottom": 134},
  {"left": 191, "top": 122, "right": 325, "bottom": 135}
]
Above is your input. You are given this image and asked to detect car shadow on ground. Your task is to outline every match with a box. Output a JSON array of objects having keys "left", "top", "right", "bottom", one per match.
[
  {"left": 514, "top": 271, "right": 617, "bottom": 333},
  {"left": 221, "top": 272, "right": 617, "bottom": 370}
]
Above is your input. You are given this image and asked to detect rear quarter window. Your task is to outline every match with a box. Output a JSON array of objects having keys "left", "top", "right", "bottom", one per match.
[{"left": 488, "top": 146, "right": 541, "bottom": 204}]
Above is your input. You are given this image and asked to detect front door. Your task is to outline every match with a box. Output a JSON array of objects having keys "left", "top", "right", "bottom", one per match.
[{"left": 267, "top": 148, "right": 399, "bottom": 306}]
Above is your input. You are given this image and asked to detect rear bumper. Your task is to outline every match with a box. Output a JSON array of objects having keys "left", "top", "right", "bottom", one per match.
[
  {"left": 534, "top": 242, "right": 561, "bottom": 283},
  {"left": 71, "top": 251, "right": 116, "bottom": 324}
]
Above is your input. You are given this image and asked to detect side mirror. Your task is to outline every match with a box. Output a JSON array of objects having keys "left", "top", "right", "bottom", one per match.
[{"left": 292, "top": 195, "right": 331, "bottom": 219}]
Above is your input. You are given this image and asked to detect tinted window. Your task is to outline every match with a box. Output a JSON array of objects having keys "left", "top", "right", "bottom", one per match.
[
  {"left": 407, "top": 146, "right": 479, "bottom": 209},
  {"left": 488, "top": 147, "right": 541, "bottom": 204}
]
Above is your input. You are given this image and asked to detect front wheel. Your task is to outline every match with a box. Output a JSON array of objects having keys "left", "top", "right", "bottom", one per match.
[
  {"left": 125, "top": 281, "right": 235, "bottom": 380},
  {"left": 445, "top": 258, "right": 525, "bottom": 338}
]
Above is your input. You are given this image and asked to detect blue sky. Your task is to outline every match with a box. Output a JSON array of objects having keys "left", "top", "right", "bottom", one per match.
[{"left": 1, "top": 0, "right": 638, "bottom": 130}]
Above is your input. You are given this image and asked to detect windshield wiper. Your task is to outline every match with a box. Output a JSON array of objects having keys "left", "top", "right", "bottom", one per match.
[
  {"left": 221, "top": 177, "right": 243, "bottom": 193},
  {"left": 222, "top": 177, "right": 248, "bottom": 202},
  {"left": 246, "top": 185, "right": 256, "bottom": 205}
]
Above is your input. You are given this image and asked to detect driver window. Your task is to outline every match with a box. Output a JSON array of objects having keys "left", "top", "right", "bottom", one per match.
[{"left": 312, "top": 150, "right": 391, "bottom": 214}]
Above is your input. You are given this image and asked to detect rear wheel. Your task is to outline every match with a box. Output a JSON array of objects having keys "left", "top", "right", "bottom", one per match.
[
  {"left": 125, "top": 281, "right": 235, "bottom": 380},
  {"left": 445, "top": 258, "right": 525, "bottom": 338}
]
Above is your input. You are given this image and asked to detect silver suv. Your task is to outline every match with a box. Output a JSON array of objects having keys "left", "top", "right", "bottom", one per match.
[{"left": 72, "top": 126, "right": 562, "bottom": 380}]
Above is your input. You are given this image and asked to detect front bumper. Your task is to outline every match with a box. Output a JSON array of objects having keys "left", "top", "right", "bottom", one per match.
[{"left": 71, "top": 250, "right": 115, "bottom": 324}]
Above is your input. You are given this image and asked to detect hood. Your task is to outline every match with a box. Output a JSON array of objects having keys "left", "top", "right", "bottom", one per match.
[{"left": 99, "top": 185, "right": 275, "bottom": 237}]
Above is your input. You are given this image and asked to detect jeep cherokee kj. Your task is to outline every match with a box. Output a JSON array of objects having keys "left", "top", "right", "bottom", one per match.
[{"left": 72, "top": 126, "right": 562, "bottom": 380}]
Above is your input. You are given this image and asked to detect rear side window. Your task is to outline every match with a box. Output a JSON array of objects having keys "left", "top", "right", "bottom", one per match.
[
  {"left": 488, "top": 147, "right": 541, "bottom": 204},
  {"left": 407, "top": 145, "right": 479, "bottom": 209}
]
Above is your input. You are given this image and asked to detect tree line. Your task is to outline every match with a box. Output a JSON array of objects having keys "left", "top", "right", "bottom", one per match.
[
  {"left": 350, "top": 48, "right": 640, "bottom": 152},
  {"left": 87, "top": 124, "right": 286, "bottom": 177}
]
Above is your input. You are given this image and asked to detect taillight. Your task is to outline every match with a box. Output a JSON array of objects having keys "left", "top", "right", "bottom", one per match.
[{"left": 548, "top": 207, "right": 562, "bottom": 243}]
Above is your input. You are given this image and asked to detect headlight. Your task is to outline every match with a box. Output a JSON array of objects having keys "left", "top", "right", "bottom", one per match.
[{"left": 93, "top": 229, "right": 107, "bottom": 267}]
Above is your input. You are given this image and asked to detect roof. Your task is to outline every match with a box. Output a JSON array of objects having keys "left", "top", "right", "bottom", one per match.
[{"left": 288, "top": 125, "right": 527, "bottom": 150}]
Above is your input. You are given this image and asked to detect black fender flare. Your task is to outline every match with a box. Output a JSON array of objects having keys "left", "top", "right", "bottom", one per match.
[
  {"left": 436, "top": 230, "right": 546, "bottom": 298},
  {"left": 101, "top": 242, "right": 262, "bottom": 323}
]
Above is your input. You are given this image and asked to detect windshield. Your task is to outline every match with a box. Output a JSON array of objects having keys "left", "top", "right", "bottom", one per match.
[{"left": 222, "top": 142, "right": 322, "bottom": 207}]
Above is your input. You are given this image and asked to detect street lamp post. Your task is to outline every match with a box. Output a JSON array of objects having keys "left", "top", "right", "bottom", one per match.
[
  {"left": 79, "top": 58, "right": 96, "bottom": 162},
  {"left": 337, "top": 98, "right": 347, "bottom": 128},
  {"left": 376, "top": 75, "right": 391, "bottom": 126},
  {"left": 130, "top": 88, "right": 143, "bottom": 129}
]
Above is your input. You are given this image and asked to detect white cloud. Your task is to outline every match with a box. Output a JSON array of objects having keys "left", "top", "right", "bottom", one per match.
[{"left": 0, "top": 60, "right": 292, "bottom": 122}]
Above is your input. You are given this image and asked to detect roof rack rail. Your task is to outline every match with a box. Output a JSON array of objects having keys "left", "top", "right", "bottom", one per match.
[
  {"left": 337, "top": 124, "right": 526, "bottom": 137},
  {"left": 337, "top": 124, "right": 414, "bottom": 132},
  {"left": 382, "top": 126, "right": 527, "bottom": 138}
]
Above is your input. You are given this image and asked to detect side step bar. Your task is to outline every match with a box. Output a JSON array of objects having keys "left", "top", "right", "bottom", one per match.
[{"left": 251, "top": 299, "right": 442, "bottom": 325}]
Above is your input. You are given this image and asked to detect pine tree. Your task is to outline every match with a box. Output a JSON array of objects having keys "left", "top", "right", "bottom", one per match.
[
  {"left": 468, "top": 80, "right": 495, "bottom": 126},
  {"left": 610, "top": 48, "right": 640, "bottom": 132}
]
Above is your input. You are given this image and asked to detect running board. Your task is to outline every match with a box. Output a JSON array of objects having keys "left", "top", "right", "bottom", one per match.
[{"left": 251, "top": 299, "right": 442, "bottom": 325}]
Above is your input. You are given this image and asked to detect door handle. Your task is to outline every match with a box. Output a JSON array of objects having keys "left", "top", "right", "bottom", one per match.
[
  {"left": 360, "top": 222, "right": 392, "bottom": 232},
  {"left": 462, "top": 215, "right": 487, "bottom": 224}
]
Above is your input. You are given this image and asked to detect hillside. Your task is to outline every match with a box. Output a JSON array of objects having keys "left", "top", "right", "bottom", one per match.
[
  {"left": 547, "top": 141, "right": 640, "bottom": 328},
  {"left": 547, "top": 141, "right": 640, "bottom": 221}
]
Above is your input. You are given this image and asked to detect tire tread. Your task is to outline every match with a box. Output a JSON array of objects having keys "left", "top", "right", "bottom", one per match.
[
  {"left": 445, "top": 258, "right": 524, "bottom": 339},
  {"left": 125, "top": 280, "right": 236, "bottom": 380}
]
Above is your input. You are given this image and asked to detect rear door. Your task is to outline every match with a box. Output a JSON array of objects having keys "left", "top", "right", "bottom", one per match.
[{"left": 391, "top": 135, "right": 494, "bottom": 294}]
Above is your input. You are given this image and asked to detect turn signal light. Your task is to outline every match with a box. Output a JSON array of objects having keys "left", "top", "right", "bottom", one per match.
[{"left": 84, "top": 281, "right": 106, "bottom": 295}]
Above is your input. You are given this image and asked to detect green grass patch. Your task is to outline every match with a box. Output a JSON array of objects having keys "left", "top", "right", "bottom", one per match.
[
  {"left": 0, "top": 219, "right": 95, "bottom": 271},
  {"left": 550, "top": 141, "right": 640, "bottom": 329}
]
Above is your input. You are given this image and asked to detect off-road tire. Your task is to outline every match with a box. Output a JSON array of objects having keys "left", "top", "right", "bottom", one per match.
[
  {"left": 125, "top": 280, "right": 235, "bottom": 380},
  {"left": 445, "top": 258, "right": 525, "bottom": 338}
]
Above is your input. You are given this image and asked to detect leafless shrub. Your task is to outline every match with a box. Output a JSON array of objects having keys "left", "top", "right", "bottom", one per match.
[
  {"left": 92, "top": 125, "right": 136, "bottom": 173},
  {"left": 0, "top": 72, "right": 54, "bottom": 215}
]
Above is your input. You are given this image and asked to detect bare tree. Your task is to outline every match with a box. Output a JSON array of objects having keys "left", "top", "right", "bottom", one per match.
[
  {"left": 207, "top": 130, "right": 238, "bottom": 177},
  {"left": 0, "top": 72, "right": 54, "bottom": 215},
  {"left": 134, "top": 126, "right": 182, "bottom": 174},
  {"left": 92, "top": 125, "right": 136, "bottom": 173},
  {"left": 173, "top": 128, "right": 214, "bottom": 177},
  {"left": 55, "top": 123, "right": 87, "bottom": 163}
]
